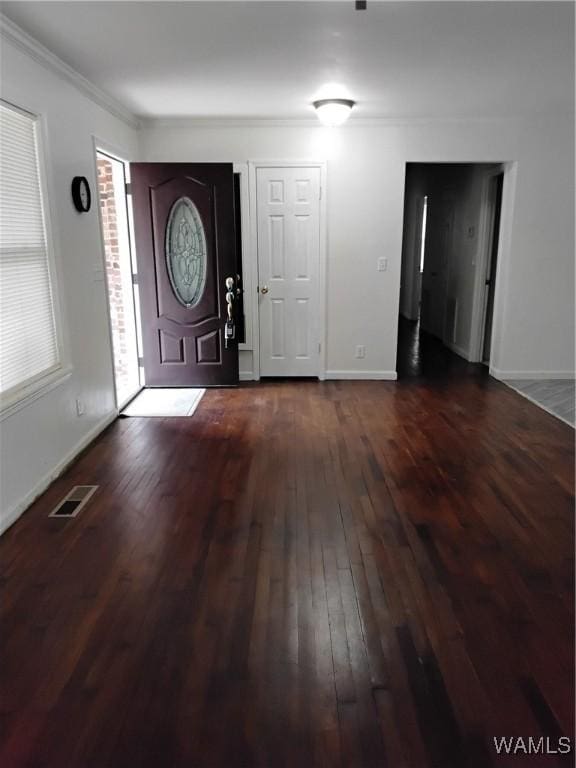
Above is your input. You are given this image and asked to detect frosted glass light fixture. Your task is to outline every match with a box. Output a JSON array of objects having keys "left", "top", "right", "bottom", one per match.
[{"left": 313, "top": 98, "right": 356, "bottom": 127}]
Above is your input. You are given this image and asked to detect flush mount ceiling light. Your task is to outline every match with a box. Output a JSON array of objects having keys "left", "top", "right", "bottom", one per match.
[{"left": 312, "top": 98, "right": 356, "bottom": 127}]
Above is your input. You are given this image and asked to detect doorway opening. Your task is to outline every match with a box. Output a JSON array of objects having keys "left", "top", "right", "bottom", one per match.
[
  {"left": 96, "top": 151, "right": 141, "bottom": 407},
  {"left": 397, "top": 162, "right": 506, "bottom": 378}
]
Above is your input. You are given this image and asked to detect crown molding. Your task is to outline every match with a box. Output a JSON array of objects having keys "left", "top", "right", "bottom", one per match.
[
  {"left": 1, "top": 13, "right": 561, "bottom": 133},
  {"left": 141, "top": 115, "right": 524, "bottom": 130},
  {"left": 0, "top": 14, "right": 140, "bottom": 130}
]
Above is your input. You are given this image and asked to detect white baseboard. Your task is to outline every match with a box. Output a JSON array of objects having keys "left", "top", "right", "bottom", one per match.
[
  {"left": 490, "top": 367, "right": 575, "bottom": 381},
  {"left": 0, "top": 411, "right": 117, "bottom": 536},
  {"left": 239, "top": 371, "right": 255, "bottom": 381},
  {"left": 325, "top": 370, "right": 398, "bottom": 381}
]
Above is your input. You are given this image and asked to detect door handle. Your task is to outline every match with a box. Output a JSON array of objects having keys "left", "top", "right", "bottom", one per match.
[
  {"left": 225, "top": 276, "right": 235, "bottom": 320},
  {"left": 225, "top": 276, "right": 235, "bottom": 348},
  {"left": 260, "top": 286, "right": 269, "bottom": 295}
]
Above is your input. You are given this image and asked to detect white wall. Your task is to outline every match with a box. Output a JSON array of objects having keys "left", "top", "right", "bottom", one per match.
[
  {"left": 0, "top": 34, "right": 140, "bottom": 532},
  {"left": 142, "top": 114, "right": 575, "bottom": 380}
]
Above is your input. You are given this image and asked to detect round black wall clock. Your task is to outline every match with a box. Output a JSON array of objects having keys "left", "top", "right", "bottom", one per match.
[{"left": 71, "top": 176, "right": 91, "bottom": 212}]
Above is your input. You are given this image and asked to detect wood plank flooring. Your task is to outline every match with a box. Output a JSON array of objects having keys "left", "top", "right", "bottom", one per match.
[{"left": 0, "top": 372, "right": 574, "bottom": 767}]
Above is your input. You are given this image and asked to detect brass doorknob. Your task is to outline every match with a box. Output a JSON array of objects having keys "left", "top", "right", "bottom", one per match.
[{"left": 260, "top": 286, "right": 269, "bottom": 295}]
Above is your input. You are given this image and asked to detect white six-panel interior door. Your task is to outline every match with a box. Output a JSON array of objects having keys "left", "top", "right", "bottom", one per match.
[{"left": 256, "top": 166, "right": 321, "bottom": 377}]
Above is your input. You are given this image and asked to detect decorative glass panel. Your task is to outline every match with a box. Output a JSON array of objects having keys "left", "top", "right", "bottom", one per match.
[{"left": 165, "top": 197, "right": 207, "bottom": 307}]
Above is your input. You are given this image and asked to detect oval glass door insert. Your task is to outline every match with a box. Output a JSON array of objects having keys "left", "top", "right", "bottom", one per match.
[{"left": 165, "top": 197, "right": 207, "bottom": 307}]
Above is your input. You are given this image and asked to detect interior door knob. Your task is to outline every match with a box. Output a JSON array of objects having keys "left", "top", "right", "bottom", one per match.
[{"left": 260, "top": 286, "right": 269, "bottom": 295}]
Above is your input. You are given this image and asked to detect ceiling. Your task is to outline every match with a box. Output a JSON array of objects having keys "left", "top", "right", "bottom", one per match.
[{"left": 2, "top": 1, "right": 573, "bottom": 120}]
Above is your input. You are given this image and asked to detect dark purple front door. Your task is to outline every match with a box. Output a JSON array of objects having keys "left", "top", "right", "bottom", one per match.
[{"left": 131, "top": 163, "right": 239, "bottom": 386}]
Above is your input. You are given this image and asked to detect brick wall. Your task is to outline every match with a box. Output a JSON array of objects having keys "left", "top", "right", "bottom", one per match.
[{"left": 97, "top": 157, "right": 131, "bottom": 400}]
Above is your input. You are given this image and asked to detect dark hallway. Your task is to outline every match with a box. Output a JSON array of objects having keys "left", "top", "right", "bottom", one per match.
[
  {"left": 398, "top": 163, "right": 505, "bottom": 373},
  {"left": 396, "top": 316, "right": 485, "bottom": 380}
]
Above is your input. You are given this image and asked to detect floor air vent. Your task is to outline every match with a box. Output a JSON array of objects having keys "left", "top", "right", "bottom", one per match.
[{"left": 49, "top": 485, "right": 98, "bottom": 518}]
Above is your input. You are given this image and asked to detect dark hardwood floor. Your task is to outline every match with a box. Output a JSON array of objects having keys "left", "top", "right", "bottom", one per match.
[
  {"left": 396, "top": 316, "right": 482, "bottom": 380},
  {"left": 1, "top": 331, "right": 574, "bottom": 767}
]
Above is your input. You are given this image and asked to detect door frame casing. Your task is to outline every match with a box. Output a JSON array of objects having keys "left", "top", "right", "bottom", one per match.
[
  {"left": 469, "top": 163, "right": 509, "bottom": 364},
  {"left": 248, "top": 160, "right": 328, "bottom": 381}
]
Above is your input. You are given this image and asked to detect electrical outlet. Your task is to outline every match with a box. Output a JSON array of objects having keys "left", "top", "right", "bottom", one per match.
[
  {"left": 355, "top": 345, "right": 366, "bottom": 359},
  {"left": 377, "top": 257, "right": 388, "bottom": 272},
  {"left": 76, "top": 398, "right": 85, "bottom": 416}
]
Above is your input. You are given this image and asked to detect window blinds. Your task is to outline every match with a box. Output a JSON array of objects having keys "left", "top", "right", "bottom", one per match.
[{"left": 0, "top": 102, "right": 59, "bottom": 398}]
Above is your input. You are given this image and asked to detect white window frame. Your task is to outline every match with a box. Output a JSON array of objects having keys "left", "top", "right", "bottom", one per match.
[{"left": 0, "top": 100, "right": 71, "bottom": 421}]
